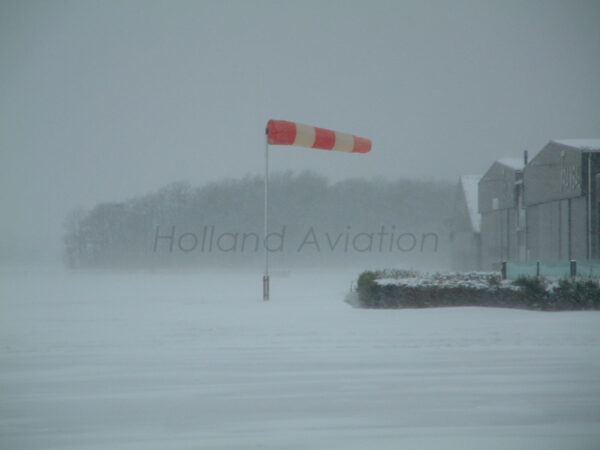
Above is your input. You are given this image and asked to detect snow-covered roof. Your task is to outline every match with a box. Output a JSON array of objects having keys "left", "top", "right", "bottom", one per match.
[
  {"left": 552, "top": 139, "right": 600, "bottom": 151},
  {"left": 496, "top": 158, "right": 523, "bottom": 170},
  {"left": 459, "top": 175, "right": 481, "bottom": 232}
]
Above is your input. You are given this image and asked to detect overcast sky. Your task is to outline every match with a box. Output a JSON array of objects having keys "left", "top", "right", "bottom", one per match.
[{"left": 1, "top": 0, "right": 599, "bottom": 260}]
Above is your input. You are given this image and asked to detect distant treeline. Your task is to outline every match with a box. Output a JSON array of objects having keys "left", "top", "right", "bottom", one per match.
[{"left": 64, "top": 171, "right": 454, "bottom": 269}]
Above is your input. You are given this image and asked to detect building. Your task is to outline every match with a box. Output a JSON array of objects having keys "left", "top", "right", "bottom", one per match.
[
  {"left": 451, "top": 175, "right": 481, "bottom": 270},
  {"left": 478, "top": 158, "right": 525, "bottom": 269},
  {"left": 524, "top": 139, "right": 600, "bottom": 261},
  {"left": 455, "top": 139, "right": 600, "bottom": 272}
]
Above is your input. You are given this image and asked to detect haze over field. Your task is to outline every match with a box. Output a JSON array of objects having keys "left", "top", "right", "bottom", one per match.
[{"left": 1, "top": 0, "right": 600, "bottom": 261}]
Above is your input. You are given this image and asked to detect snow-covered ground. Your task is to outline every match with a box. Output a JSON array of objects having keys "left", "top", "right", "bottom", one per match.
[{"left": 1, "top": 265, "right": 600, "bottom": 449}]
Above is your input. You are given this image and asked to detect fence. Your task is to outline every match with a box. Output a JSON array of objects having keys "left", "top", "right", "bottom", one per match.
[{"left": 502, "top": 260, "right": 600, "bottom": 280}]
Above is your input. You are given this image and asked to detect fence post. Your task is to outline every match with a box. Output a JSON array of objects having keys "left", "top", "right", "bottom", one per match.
[
  {"left": 570, "top": 260, "right": 577, "bottom": 279},
  {"left": 536, "top": 260, "right": 540, "bottom": 277},
  {"left": 501, "top": 261, "right": 507, "bottom": 280}
]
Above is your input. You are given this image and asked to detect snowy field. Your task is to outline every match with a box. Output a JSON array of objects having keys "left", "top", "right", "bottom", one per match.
[{"left": 1, "top": 265, "right": 600, "bottom": 449}]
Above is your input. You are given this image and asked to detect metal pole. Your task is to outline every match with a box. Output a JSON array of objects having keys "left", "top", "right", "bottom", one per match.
[
  {"left": 588, "top": 152, "right": 592, "bottom": 260},
  {"left": 263, "top": 129, "right": 270, "bottom": 300}
]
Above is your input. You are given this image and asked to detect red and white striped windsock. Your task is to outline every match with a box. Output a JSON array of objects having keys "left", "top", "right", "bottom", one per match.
[{"left": 266, "top": 120, "right": 371, "bottom": 154}]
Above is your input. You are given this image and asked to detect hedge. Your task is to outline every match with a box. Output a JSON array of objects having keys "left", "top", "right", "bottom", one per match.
[{"left": 354, "top": 271, "right": 600, "bottom": 311}]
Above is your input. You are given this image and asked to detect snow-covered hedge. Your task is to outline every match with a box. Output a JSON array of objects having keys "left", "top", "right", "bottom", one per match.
[{"left": 352, "top": 270, "right": 600, "bottom": 311}]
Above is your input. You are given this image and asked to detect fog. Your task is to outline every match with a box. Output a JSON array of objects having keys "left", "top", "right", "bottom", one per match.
[
  {"left": 3, "top": 3, "right": 600, "bottom": 448},
  {"left": 1, "top": 0, "right": 599, "bottom": 262}
]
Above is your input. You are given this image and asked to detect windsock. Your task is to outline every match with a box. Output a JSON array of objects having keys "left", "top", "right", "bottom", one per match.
[{"left": 266, "top": 120, "right": 371, "bottom": 153}]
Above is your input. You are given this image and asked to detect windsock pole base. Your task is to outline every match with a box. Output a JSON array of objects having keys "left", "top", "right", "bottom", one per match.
[{"left": 263, "top": 275, "right": 270, "bottom": 301}]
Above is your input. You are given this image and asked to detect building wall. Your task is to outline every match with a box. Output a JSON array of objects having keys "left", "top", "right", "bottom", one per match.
[
  {"left": 523, "top": 144, "right": 600, "bottom": 262},
  {"left": 480, "top": 207, "right": 523, "bottom": 269},
  {"left": 524, "top": 142, "right": 583, "bottom": 205},
  {"left": 479, "top": 162, "right": 523, "bottom": 269},
  {"left": 509, "top": 207, "right": 525, "bottom": 260},
  {"left": 559, "top": 199, "right": 569, "bottom": 259},
  {"left": 571, "top": 196, "right": 588, "bottom": 260},
  {"left": 526, "top": 204, "right": 538, "bottom": 261},
  {"left": 479, "top": 163, "right": 518, "bottom": 213},
  {"left": 539, "top": 201, "right": 560, "bottom": 260},
  {"left": 481, "top": 209, "right": 508, "bottom": 269},
  {"left": 526, "top": 195, "right": 589, "bottom": 261}
]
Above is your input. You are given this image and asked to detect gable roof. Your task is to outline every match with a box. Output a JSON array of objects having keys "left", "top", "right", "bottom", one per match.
[
  {"left": 552, "top": 139, "right": 600, "bottom": 151},
  {"left": 496, "top": 158, "right": 524, "bottom": 171}
]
